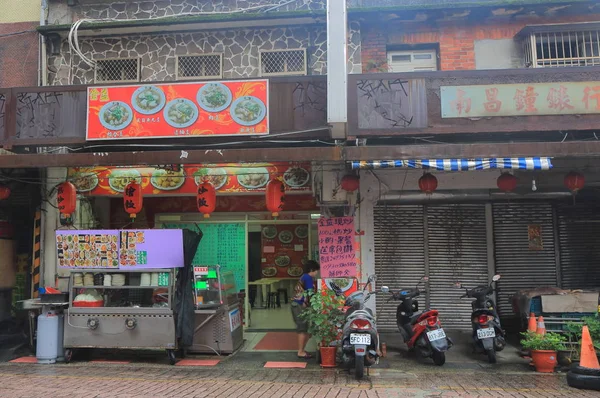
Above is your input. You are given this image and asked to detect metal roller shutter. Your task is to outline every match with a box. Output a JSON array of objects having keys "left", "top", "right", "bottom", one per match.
[
  {"left": 374, "top": 205, "right": 426, "bottom": 332},
  {"left": 427, "top": 204, "right": 488, "bottom": 331},
  {"left": 557, "top": 202, "right": 600, "bottom": 290},
  {"left": 492, "top": 202, "right": 557, "bottom": 320}
]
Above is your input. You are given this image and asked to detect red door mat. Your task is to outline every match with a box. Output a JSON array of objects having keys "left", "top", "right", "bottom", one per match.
[
  {"left": 253, "top": 332, "right": 298, "bottom": 351},
  {"left": 9, "top": 357, "right": 38, "bottom": 363},
  {"left": 264, "top": 362, "right": 307, "bottom": 369},
  {"left": 90, "top": 360, "right": 131, "bottom": 364},
  {"left": 175, "top": 359, "right": 220, "bottom": 367}
]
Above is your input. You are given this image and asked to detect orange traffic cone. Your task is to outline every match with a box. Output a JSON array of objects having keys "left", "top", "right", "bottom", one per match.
[
  {"left": 536, "top": 316, "right": 546, "bottom": 336},
  {"left": 580, "top": 325, "right": 600, "bottom": 369},
  {"left": 528, "top": 313, "right": 537, "bottom": 333}
]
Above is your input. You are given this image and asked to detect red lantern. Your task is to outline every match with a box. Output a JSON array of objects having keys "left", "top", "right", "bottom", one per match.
[
  {"left": 0, "top": 185, "right": 10, "bottom": 200},
  {"left": 497, "top": 173, "right": 518, "bottom": 193},
  {"left": 418, "top": 173, "right": 438, "bottom": 194},
  {"left": 340, "top": 175, "right": 360, "bottom": 192},
  {"left": 197, "top": 181, "right": 216, "bottom": 218},
  {"left": 564, "top": 171, "right": 585, "bottom": 193},
  {"left": 266, "top": 179, "right": 285, "bottom": 217},
  {"left": 123, "top": 181, "right": 143, "bottom": 219},
  {"left": 57, "top": 182, "right": 77, "bottom": 217}
]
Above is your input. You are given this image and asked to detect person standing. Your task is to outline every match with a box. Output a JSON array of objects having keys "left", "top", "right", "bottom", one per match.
[{"left": 291, "top": 260, "right": 320, "bottom": 359}]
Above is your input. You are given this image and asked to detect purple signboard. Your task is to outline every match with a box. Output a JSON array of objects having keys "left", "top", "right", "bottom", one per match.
[
  {"left": 56, "top": 230, "right": 120, "bottom": 269},
  {"left": 119, "top": 229, "right": 184, "bottom": 269}
]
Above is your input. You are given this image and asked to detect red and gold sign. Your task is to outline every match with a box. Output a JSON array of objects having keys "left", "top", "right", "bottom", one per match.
[
  {"left": 265, "top": 179, "right": 285, "bottom": 217},
  {"left": 87, "top": 80, "right": 269, "bottom": 140},
  {"left": 57, "top": 182, "right": 77, "bottom": 217},
  {"left": 260, "top": 224, "right": 309, "bottom": 279},
  {"left": 123, "top": 181, "right": 143, "bottom": 219},
  {"left": 196, "top": 181, "right": 216, "bottom": 218},
  {"left": 67, "top": 162, "right": 311, "bottom": 196}
]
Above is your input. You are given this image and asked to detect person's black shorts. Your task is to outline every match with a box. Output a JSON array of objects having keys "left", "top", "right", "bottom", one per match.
[{"left": 291, "top": 302, "right": 308, "bottom": 333}]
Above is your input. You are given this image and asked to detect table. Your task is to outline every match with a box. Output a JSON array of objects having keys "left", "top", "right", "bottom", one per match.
[{"left": 248, "top": 278, "right": 280, "bottom": 309}]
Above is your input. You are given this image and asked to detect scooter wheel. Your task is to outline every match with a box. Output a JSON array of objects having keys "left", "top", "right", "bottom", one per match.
[
  {"left": 432, "top": 351, "right": 445, "bottom": 366},
  {"left": 355, "top": 357, "right": 365, "bottom": 380},
  {"left": 487, "top": 349, "right": 497, "bottom": 364}
]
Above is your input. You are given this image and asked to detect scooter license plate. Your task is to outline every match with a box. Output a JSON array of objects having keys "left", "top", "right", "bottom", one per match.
[
  {"left": 426, "top": 329, "right": 446, "bottom": 342},
  {"left": 350, "top": 333, "right": 371, "bottom": 345},
  {"left": 477, "top": 327, "right": 496, "bottom": 339}
]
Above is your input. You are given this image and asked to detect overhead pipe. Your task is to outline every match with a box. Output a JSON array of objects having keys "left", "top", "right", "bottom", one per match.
[{"left": 379, "top": 190, "right": 572, "bottom": 203}]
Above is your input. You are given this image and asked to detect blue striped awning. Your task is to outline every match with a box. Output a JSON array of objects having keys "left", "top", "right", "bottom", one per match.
[{"left": 350, "top": 157, "right": 553, "bottom": 171}]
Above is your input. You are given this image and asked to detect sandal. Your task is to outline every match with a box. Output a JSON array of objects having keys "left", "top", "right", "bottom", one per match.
[{"left": 297, "top": 353, "right": 314, "bottom": 359}]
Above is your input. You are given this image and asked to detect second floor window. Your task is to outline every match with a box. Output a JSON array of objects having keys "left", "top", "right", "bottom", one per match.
[
  {"left": 259, "top": 49, "right": 307, "bottom": 76},
  {"left": 94, "top": 58, "right": 140, "bottom": 83},
  {"left": 176, "top": 54, "right": 223, "bottom": 80}
]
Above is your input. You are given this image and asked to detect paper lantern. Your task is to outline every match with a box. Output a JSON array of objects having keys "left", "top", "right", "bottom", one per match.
[
  {"left": 0, "top": 185, "right": 10, "bottom": 200},
  {"left": 340, "top": 175, "right": 360, "bottom": 192},
  {"left": 418, "top": 173, "right": 438, "bottom": 194},
  {"left": 57, "top": 181, "right": 77, "bottom": 217},
  {"left": 497, "top": 173, "right": 517, "bottom": 193},
  {"left": 564, "top": 171, "right": 585, "bottom": 193},
  {"left": 123, "top": 181, "right": 143, "bottom": 219},
  {"left": 197, "top": 181, "right": 216, "bottom": 218},
  {"left": 266, "top": 179, "right": 285, "bottom": 218}
]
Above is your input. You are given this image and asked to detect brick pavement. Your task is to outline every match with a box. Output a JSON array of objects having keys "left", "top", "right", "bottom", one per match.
[{"left": 0, "top": 362, "right": 598, "bottom": 398}]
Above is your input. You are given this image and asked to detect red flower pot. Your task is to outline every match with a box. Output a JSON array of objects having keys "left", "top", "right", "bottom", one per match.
[
  {"left": 320, "top": 346, "right": 337, "bottom": 368},
  {"left": 531, "top": 350, "right": 557, "bottom": 373}
]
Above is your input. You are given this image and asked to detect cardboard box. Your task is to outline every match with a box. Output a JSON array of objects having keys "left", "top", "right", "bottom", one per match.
[{"left": 542, "top": 292, "right": 599, "bottom": 313}]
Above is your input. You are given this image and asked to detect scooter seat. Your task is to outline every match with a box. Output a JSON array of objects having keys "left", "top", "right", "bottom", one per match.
[{"left": 409, "top": 312, "right": 422, "bottom": 325}]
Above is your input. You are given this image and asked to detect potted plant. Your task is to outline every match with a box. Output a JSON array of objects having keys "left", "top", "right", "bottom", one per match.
[
  {"left": 520, "top": 331, "right": 567, "bottom": 373},
  {"left": 299, "top": 288, "right": 345, "bottom": 367}
]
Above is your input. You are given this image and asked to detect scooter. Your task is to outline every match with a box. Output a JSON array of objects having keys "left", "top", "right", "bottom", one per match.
[
  {"left": 382, "top": 276, "right": 452, "bottom": 366},
  {"left": 457, "top": 274, "right": 506, "bottom": 363},
  {"left": 331, "top": 275, "right": 381, "bottom": 380}
]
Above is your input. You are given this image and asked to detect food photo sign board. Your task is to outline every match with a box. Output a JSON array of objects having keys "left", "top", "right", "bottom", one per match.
[
  {"left": 56, "top": 229, "right": 184, "bottom": 269},
  {"left": 87, "top": 80, "right": 269, "bottom": 140},
  {"left": 260, "top": 224, "right": 309, "bottom": 279},
  {"left": 318, "top": 217, "right": 357, "bottom": 278},
  {"left": 66, "top": 162, "right": 311, "bottom": 195}
]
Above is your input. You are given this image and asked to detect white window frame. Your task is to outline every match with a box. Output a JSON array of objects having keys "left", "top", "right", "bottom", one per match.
[
  {"left": 94, "top": 58, "right": 140, "bottom": 83},
  {"left": 259, "top": 49, "right": 308, "bottom": 77},
  {"left": 387, "top": 49, "right": 438, "bottom": 72},
  {"left": 175, "top": 54, "right": 224, "bottom": 81}
]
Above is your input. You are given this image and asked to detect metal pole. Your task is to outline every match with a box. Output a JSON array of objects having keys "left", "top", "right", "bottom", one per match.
[{"left": 327, "top": 0, "right": 348, "bottom": 139}]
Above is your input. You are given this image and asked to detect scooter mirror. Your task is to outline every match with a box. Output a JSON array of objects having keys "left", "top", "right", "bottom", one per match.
[
  {"left": 492, "top": 274, "right": 501, "bottom": 282},
  {"left": 368, "top": 274, "right": 377, "bottom": 283},
  {"left": 381, "top": 286, "right": 390, "bottom": 293}
]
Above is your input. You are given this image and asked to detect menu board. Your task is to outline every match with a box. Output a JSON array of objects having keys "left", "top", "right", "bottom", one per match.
[
  {"left": 56, "top": 229, "right": 184, "bottom": 269},
  {"left": 260, "top": 224, "right": 308, "bottom": 279},
  {"left": 318, "top": 217, "right": 357, "bottom": 278},
  {"left": 163, "top": 223, "right": 246, "bottom": 291},
  {"left": 56, "top": 230, "right": 120, "bottom": 269},
  {"left": 119, "top": 229, "right": 184, "bottom": 269}
]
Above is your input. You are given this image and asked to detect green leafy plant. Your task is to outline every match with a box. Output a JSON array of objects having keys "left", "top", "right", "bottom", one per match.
[
  {"left": 565, "top": 314, "right": 600, "bottom": 354},
  {"left": 299, "top": 289, "right": 345, "bottom": 346},
  {"left": 521, "top": 331, "right": 567, "bottom": 352}
]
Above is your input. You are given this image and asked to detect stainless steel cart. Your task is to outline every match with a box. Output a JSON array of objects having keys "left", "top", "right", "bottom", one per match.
[{"left": 63, "top": 269, "right": 178, "bottom": 364}]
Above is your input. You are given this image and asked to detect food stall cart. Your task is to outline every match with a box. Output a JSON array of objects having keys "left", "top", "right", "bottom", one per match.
[
  {"left": 58, "top": 229, "right": 184, "bottom": 364},
  {"left": 190, "top": 265, "right": 243, "bottom": 354}
]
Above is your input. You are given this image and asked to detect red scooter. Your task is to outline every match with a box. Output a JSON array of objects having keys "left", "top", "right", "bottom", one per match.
[{"left": 382, "top": 277, "right": 452, "bottom": 365}]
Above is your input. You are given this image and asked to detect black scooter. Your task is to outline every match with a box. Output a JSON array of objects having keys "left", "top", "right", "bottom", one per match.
[{"left": 457, "top": 274, "right": 506, "bottom": 363}]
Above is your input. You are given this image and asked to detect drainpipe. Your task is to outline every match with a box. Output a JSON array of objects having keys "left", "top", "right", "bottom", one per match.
[
  {"left": 39, "top": 0, "right": 49, "bottom": 86},
  {"left": 326, "top": 0, "right": 347, "bottom": 139}
]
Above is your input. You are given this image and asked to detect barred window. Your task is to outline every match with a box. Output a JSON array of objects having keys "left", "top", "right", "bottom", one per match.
[
  {"left": 259, "top": 49, "right": 307, "bottom": 76},
  {"left": 176, "top": 54, "right": 223, "bottom": 80},
  {"left": 94, "top": 58, "right": 140, "bottom": 83}
]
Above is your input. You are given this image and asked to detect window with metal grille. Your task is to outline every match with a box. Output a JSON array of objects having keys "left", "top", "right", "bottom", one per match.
[
  {"left": 259, "top": 49, "right": 307, "bottom": 76},
  {"left": 519, "top": 24, "right": 600, "bottom": 67},
  {"left": 94, "top": 58, "right": 140, "bottom": 83},
  {"left": 176, "top": 54, "right": 223, "bottom": 80}
]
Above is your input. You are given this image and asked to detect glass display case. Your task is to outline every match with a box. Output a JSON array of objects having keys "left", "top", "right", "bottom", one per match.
[{"left": 193, "top": 266, "right": 237, "bottom": 308}]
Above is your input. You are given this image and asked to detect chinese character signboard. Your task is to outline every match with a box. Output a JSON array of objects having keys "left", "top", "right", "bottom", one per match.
[
  {"left": 318, "top": 217, "right": 357, "bottom": 278},
  {"left": 119, "top": 229, "right": 184, "bottom": 269},
  {"left": 441, "top": 82, "right": 600, "bottom": 118},
  {"left": 528, "top": 225, "right": 543, "bottom": 251},
  {"left": 67, "top": 162, "right": 311, "bottom": 196},
  {"left": 56, "top": 230, "right": 120, "bottom": 269},
  {"left": 87, "top": 80, "right": 269, "bottom": 140}
]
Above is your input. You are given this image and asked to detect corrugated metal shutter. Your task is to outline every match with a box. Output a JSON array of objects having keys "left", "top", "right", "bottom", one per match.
[
  {"left": 557, "top": 202, "right": 600, "bottom": 290},
  {"left": 493, "top": 202, "right": 557, "bottom": 319},
  {"left": 427, "top": 204, "right": 488, "bottom": 331},
  {"left": 374, "top": 205, "right": 426, "bottom": 332}
]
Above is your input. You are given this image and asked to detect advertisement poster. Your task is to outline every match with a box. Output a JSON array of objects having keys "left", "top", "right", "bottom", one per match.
[
  {"left": 318, "top": 217, "right": 357, "bottom": 278},
  {"left": 87, "top": 80, "right": 269, "bottom": 140},
  {"left": 229, "top": 308, "right": 242, "bottom": 332},
  {"left": 67, "top": 162, "right": 311, "bottom": 195},
  {"left": 119, "top": 229, "right": 184, "bottom": 268},
  {"left": 56, "top": 229, "right": 184, "bottom": 269},
  {"left": 56, "top": 230, "right": 120, "bottom": 269},
  {"left": 528, "top": 224, "right": 543, "bottom": 251},
  {"left": 260, "top": 224, "right": 309, "bottom": 279}
]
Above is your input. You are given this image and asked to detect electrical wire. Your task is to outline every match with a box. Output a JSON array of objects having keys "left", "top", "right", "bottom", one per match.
[{"left": 0, "top": 30, "right": 36, "bottom": 39}]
